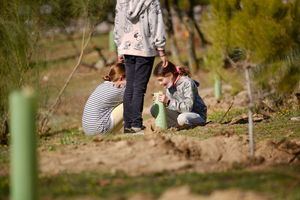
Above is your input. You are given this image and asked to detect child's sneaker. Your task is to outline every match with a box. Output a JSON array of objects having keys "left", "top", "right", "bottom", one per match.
[
  {"left": 131, "top": 126, "right": 145, "bottom": 135},
  {"left": 123, "top": 127, "right": 135, "bottom": 134},
  {"left": 124, "top": 126, "right": 146, "bottom": 135}
]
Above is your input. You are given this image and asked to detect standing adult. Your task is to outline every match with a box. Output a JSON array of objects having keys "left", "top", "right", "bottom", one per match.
[{"left": 114, "top": 0, "right": 168, "bottom": 133}]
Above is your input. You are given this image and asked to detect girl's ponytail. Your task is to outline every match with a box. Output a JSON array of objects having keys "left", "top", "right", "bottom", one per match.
[
  {"left": 153, "top": 61, "right": 191, "bottom": 77},
  {"left": 176, "top": 66, "right": 190, "bottom": 77}
]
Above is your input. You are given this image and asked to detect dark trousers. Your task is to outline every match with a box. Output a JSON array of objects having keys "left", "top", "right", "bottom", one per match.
[{"left": 123, "top": 55, "right": 155, "bottom": 128}]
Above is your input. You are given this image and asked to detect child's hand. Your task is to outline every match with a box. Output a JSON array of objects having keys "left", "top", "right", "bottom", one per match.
[
  {"left": 114, "top": 80, "right": 126, "bottom": 88},
  {"left": 152, "top": 93, "right": 156, "bottom": 102},
  {"left": 158, "top": 93, "right": 169, "bottom": 105}
]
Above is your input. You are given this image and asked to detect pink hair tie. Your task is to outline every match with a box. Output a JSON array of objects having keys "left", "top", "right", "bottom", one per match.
[{"left": 175, "top": 66, "right": 181, "bottom": 73}]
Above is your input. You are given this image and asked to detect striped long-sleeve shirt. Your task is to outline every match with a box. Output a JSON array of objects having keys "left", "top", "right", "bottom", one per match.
[{"left": 82, "top": 81, "right": 125, "bottom": 135}]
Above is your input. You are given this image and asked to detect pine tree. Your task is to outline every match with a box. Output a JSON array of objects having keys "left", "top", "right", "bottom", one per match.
[
  {"left": 0, "top": 0, "right": 40, "bottom": 144},
  {"left": 205, "top": 0, "right": 299, "bottom": 94},
  {"left": 203, "top": 0, "right": 300, "bottom": 156},
  {"left": 0, "top": 0, "right": 115, "bottom": 141}
]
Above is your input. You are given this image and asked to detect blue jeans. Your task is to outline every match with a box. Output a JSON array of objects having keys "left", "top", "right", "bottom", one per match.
[{"left": 124, "top": 55, "right": 155, "bottom": 128}]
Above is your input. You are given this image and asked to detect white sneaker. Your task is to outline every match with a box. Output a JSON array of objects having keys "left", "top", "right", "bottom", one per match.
[{"left": 130, "top": 127, "right": 145, "bottom": 135}]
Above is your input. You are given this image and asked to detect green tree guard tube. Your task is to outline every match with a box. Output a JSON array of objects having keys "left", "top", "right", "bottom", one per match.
[
  {"left": 109, "top": 29, "right": 116, "bottom": 52},
  {"left": 9, "top": 88, "right": 37, "bottom": 200},
  {"left": 214, "top": 74, "right": 222, "bottom": 100},
  {"left": 154, "top": 92, "right": 168, "bottom": 129}
]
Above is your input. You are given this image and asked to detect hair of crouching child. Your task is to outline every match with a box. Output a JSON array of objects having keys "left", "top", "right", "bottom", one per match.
[
  {"left": 153, "top": 61, "right": 190, "bottom": 78},
  {"left": 103, "top": 63, "right": 125, "bottom": 82}
]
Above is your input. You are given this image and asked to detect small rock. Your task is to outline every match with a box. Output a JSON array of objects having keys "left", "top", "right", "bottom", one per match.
[
  {"left": 290, "top": 116, "right": 300, "bottom": 122},
  {"left": 229, "top": 113, "right": 269, "bottom": 125}
]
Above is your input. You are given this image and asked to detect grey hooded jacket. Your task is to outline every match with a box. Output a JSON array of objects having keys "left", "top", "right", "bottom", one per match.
[
  {"left": 114, "top": 0, "right": 166, "bottom": 57},
  {"left": 166, "top": 76, "right": 207, "bottom": 122}
]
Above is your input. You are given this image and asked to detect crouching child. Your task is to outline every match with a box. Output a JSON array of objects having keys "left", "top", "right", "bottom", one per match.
[
  {"left": 82, "top": 63, "right": 126, "bottom": 135},
  {"left": 151, "top": 61, "right": 207, "bottom": 129}
]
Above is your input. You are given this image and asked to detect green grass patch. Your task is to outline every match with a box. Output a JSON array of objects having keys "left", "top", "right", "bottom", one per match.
[
  {"left": 171, "top": 108, "right": 300, "bottom": 141},
  {"left": 36, "top": 33, "right": 109, "bottom": 73},
  {"left": 38, "top": 128, "right": 146, "bottom": 153},
  {"left": 39, "top": 33, "right": 109, "bottom": 56},
  {"left": 1, "top": 166, "right": 300, "bottom": 199},
  {"left": 207, "top": 108, "right": 248, "bottom": 123}
]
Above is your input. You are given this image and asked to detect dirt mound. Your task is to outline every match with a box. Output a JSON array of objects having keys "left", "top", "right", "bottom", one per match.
[
  {"left": 171, "top": 135, "right": 300, "bottom": 164},
  {"left": 257, "top": 139, "right": 300, "bottom": 164},
  {"left": 39, "top": 134, "right": 300, "bottom": 176},
  {"left": 40, "top": 134, "right": 194, "bottom": 175},
  {"left": 170, "top": 134, "right": 248, "bottom": 162}
]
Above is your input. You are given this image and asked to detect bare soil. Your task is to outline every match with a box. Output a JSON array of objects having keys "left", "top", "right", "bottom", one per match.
[{"left": 39, "top": 131, "right": 300, "bottom": 176}]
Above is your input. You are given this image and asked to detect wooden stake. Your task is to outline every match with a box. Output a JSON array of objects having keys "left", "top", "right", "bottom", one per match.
[{"left": 245, "top": 66, "right": 255, "bottom": 157}]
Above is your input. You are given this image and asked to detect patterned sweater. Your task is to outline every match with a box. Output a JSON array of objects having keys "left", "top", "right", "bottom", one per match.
[
  {"left": 114, "top": 0, "right": 166, "bottom": 57},
  {"left": 166, "top": 76, "right": 207, "bottom": 122}
]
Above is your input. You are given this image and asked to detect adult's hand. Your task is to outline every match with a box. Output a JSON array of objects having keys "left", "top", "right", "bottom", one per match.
[
  {"left": 160, "top": 55, "right": 168, "bottom": 68},
  {"left": 117, "top": 55, "right": 124, "bottom": 63},
  {"left": 158, "top": 49, "right": 168, "bottom": 68}
]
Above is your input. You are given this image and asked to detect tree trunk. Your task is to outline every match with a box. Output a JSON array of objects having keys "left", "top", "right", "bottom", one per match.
[
  {"left": 169, "top": 36, "right": 182, "bottom": 65},
  {"left": 191, "top": 17, "right": 210, "bottom": 47},
  {"left": 164, "top": 1, "right": 182, "bottom": 65},
  {"left": 184, "top": 14, "right": 198, "bottom": 73},
  {"left": 183, "top": 0, "right": 199, "bottom": 73},
  {"left": 0, "top": 116, "right": 8, "bottom": 145},
  {"left": 172, "top": 0, "right": 198, "bottom": 72}
]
